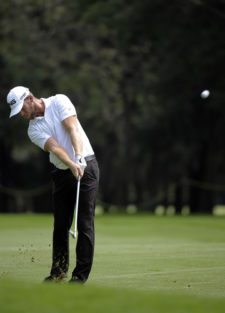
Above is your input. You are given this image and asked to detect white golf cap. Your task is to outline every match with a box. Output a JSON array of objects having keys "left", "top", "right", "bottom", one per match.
[{"left": 7, "top": 86, "right": 30, "bottom": 118}]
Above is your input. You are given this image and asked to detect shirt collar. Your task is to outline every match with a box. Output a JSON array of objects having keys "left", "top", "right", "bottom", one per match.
[{"left": 33, "top": 98, "right": 50, "bottom": 120}]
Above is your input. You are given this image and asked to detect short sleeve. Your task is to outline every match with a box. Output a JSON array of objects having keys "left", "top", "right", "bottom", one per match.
[
  {"left": 55, "top": 94, "right": 76, "bottom": 121},
  {"left": 28, "top": 125, "right": 51, "bottom": 150}
]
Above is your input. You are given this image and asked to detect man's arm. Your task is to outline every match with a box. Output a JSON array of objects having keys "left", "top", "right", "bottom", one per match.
[
  {"left": 62, "top": 115, "right": 83, "bottom": 159},
  {"left": 44, "top": 137, "right": 83, "bottom": 178}
]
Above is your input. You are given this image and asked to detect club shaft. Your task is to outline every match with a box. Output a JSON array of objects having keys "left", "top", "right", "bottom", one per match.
[{"left": 74, "top": 177, "right": 81, "bottom": 238}]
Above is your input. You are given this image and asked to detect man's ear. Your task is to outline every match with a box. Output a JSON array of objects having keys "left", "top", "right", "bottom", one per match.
[{"left": 26, "top": 94, "right": 33, "bottom": 102}]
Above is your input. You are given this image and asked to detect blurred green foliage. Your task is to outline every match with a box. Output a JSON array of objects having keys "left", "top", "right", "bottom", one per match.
[{"left": 1, "top": 0, "right": 225, "bottom": 213}]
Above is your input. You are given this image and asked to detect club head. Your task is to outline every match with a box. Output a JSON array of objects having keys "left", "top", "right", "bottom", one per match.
[{"left": 69, "top": 230, "right": 76, "bottom": 239}]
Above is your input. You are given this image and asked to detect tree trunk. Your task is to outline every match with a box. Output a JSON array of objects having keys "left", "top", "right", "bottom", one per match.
[{"left": 174, "top": 183, "right": 183, "bottom": 215}]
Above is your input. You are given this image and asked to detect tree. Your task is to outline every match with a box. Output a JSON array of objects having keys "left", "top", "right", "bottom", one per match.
[{"left": 1, "top": 0, "right": 225, "bottom": 214}]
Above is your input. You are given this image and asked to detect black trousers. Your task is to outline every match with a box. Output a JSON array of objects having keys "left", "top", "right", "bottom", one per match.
[{"left": 50, "top": 158, "right": 99, "bottom": 282}]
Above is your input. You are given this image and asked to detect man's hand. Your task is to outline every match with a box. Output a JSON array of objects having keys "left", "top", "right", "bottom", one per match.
[
  {"left": 69, "top": 162, "right": 84, "bottom": 179},
  {"left": 71, "top": 155, "right": 87, "bottom": 178},
  {"left": 74, "top": 155, "right": 87, "bottom": 178},
  {"left": 75, "top": 155, "right": 87, "bottom": 170}
]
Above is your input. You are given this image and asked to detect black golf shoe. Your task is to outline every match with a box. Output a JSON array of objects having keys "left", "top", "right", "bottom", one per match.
[
  {"left": 43, "top": 273, "right": 67, "bottom": 283},
  {"left": 68, "top": 276, "right": 84, "bottom": 284}
]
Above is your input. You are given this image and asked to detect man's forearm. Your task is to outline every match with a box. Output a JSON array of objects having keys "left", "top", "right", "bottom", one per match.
[
  {"left": 51, "top": 145, "right": 76, "bottom": 169},
  {"left": 62, "top": 116, "right": 83, "bottom": 157},
  {"left": 69, "top": 127, "right": 83, "bottom": 158},
  {"left": 44, "top": 137, "right": 84, "bottom": 177},
  {"left": 50, "top": 144, "right": 83, "bottom": 177}
]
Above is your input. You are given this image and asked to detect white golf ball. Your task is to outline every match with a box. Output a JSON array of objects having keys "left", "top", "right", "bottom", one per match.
[{"left": 200, "top": 90, "right": 210, "bottom": 99}]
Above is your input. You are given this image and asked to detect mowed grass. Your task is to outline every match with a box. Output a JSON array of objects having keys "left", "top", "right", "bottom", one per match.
[{"left": 0, "top": 213, "right": 225, "bottom": 313}]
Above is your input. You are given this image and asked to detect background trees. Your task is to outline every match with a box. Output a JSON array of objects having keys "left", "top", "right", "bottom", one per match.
[{"left": 1, "top": 0, "right": 225, "bottom": 214}]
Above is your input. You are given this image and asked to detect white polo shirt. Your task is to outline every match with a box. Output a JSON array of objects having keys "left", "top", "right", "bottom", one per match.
[{"left": 28, "top": 94, "right": 94, "bottom": 170}]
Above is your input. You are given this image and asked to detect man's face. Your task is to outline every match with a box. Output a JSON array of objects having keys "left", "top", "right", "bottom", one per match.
[{"left": 20, "top": 96, "right": 35, "bottom": 120}]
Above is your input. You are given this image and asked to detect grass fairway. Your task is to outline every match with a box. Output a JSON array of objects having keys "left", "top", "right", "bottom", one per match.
[{"left": 0, "top": 214, "right": 225, "bottom": 312}]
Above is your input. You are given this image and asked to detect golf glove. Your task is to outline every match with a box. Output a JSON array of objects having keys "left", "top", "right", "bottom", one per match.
[{"left": 75, "top": 155, "right": 87, "bottom": 171}]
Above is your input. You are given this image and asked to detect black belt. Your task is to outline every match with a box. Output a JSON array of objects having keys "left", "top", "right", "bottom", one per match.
[{"left": 85, "top": 154, "right": 95, "bottom": 162}]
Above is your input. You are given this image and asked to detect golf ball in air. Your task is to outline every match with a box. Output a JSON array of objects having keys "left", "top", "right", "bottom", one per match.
[{"left": 200, "top": 90, "right": 210, "bottom": 98}]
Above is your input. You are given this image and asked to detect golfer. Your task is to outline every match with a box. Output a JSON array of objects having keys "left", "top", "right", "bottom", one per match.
[{"left": 7, "top": 86, "right": 99, "bottom": 283}]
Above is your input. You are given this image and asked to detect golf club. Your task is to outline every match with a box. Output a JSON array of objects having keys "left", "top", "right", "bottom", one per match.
[{"left": 69, "top": 176, "right": 81, "bottom": 239}]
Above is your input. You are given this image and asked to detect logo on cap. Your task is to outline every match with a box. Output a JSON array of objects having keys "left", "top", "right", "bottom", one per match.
[{"left": 10, "top": 99, "right": 16, "bottom": 106}]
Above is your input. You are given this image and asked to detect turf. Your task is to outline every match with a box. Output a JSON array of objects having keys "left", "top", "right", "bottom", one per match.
[{"left": 0, "top": 214, "right": 225, "bottom": 313}]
